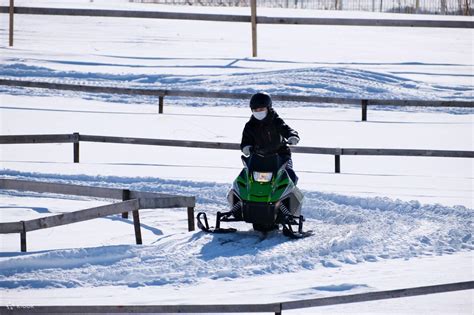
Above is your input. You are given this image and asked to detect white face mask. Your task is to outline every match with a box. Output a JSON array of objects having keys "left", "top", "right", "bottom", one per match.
[{"left": 252, "top": 109, "right": 268, "bottom": 120}]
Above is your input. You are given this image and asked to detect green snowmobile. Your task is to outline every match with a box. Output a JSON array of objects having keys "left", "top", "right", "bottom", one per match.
[{"left": 197, "top": 152, "right": 312, "bottom": 239}]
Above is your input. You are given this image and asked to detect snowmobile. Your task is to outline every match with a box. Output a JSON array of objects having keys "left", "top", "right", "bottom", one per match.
[{"left": 197, "top": 151, "right": 312, "bottom": 239}]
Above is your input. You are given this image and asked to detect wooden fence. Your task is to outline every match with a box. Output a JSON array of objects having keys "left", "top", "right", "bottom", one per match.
[
  {"left": 1, "top": 281, "right": 473, "bottom": 314},
  {"left": 0, "top": 179, "right": 196, "bottom": 252},
  {"left": 0, "top": 133, "right": 473, "bottom": 173},
  {"left": 0, "top": 79, "right": 472, "bottom": 121},
  {"left": 1, "top": 2, "right": 473, "bottom": 55},
  {"left": 2, "top": 5, "right": 472, "bottom": 26}
]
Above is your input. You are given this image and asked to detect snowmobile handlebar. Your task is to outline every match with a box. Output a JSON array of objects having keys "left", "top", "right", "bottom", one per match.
[{"left": 249, "top": 139, "right": 290, "bottom": 156}]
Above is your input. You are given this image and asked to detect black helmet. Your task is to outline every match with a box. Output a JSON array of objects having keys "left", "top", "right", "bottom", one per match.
[{"left": 250, "top": 92, "right": 272, "bottom": 109}]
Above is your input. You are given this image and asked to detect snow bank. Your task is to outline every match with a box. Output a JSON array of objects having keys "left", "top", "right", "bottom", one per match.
[{"left": 1, "top": 63, "right": 472, "bottom": 114}]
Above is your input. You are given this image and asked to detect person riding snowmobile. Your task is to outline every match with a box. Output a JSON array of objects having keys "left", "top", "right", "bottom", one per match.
[
  {"left": 196, "top": 92, "right": 311, "bottom": 238},
  {"left": 241, "top": 92, "right": 300, "bottom": 184}
]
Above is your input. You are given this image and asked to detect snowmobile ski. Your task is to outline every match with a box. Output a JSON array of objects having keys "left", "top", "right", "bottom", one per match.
[
  {"left": 282, "top": 226, "right": 314, "bottom": 239},
  {"left": 197, "top": 212, "right": 237, "bottom": 234},
  {"left": 281, "top": 215, "right": 313, "bottom": 239}
]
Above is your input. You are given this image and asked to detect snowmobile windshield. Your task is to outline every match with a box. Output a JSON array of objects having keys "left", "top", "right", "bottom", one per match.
[{"left": 247, "top": 154, "right": 281, "bottom": 173}]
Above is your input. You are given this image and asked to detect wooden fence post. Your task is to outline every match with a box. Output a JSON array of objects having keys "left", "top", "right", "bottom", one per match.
[
  {"left": 132, "top": 209, "right": 143, "bottom": 245},
  {"left": 122, "top": 189, "right": 130, "bottom": 219},
  {"left": 250, "top": 0, "right": 257, "bottom": 57},
  {"left": 158, "top": 96, "right": 164, "bottom": 114},
  {"left": 187, "top": 207, "right": 195, "bottom": 231},
  {"left": 20, "top": 221, "right": 26, "bottom": 252},
  {"left": 73, "top": 132, "right": 80, "bottom": 163},
  {"left": 335, "top": 149, "right": 342, "bottom": 173},
  {"left": 361, "top": 99, "right": 368, "bottom": 121},
  {"left": 9, "top": 0, "right": 14, "bottom": 47}
]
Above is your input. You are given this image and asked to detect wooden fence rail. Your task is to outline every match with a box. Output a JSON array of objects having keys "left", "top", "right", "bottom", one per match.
[
  {"left": 21, "top": 200, "right": 139, "bottom": 232},
  {"left": 0, "top": 79, "right": 472, "bottom": 121},
  {"left": 0, "top": 179, "right": 196, "bottom": 252},
  {"left": 1, "top": 281, "right": 473, "bottom": 314},
  {"left": 1, "top": 133, "right": 473, "bottom": 173},
  {"left": 1, "top": 6, "right": 473, "bottom": 28},
  {"left": 0, "top": 178, "right": 178, "bottom": 199},
  {"left": 282, "top": 280, "right": 474, "bottom": 310}
]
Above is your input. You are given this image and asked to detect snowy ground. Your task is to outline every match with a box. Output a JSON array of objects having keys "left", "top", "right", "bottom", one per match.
[{"left": 0, "top": 1, "right": 473, "bottom": 314}]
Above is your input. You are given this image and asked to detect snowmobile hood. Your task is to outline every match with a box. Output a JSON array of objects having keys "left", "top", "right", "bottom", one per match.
[{"left": 233, "top": 167, "right": 293, "bottom": 203}]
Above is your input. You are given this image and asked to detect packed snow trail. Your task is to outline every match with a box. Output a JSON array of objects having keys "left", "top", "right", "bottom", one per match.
[{"left": 0, "top": 172, "right": 471, "bottom": 289}]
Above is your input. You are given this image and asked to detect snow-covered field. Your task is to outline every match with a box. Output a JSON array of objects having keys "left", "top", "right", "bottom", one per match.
[{"left": 0, "top": 0, "right": 473, "bottom": 313}]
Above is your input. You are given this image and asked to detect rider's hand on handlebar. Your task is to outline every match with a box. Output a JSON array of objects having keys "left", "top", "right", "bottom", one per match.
[{"left": 288, "top": 136, "right": 299, "bottom": 145}]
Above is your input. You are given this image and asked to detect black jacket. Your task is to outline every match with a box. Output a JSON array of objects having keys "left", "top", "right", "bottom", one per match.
[{"left": 240, "top": 108, "right": 299, "bottom": 156}]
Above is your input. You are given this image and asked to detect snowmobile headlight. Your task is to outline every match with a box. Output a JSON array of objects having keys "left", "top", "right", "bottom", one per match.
[{"left": 253, "top": 172, "right": 273, "bottom": 182}]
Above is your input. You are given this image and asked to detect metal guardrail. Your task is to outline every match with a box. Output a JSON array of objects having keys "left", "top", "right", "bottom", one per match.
[
  {"left": 0, "top": 179, "right": 196, "bottom": 252},
  {"left": 0, "top": 133, "right": 473, "bottom": 173},
  {"left": 1, "top": 281, "right": 473, "bottom": 314},
  {"left": 0, "top": 79, "right": 472, "bottom": 121}
]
